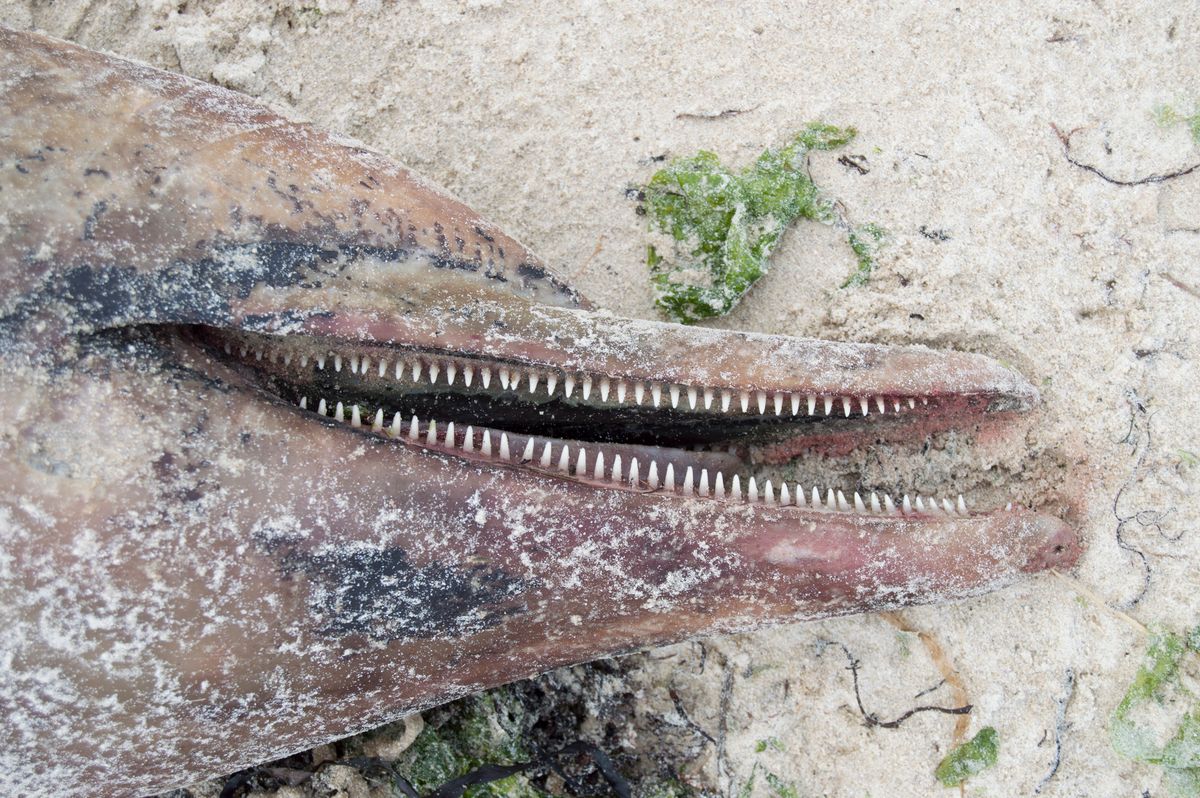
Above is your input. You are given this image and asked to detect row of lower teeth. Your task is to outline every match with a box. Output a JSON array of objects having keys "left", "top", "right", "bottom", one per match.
[
  {"left": 234, "top": 342, "right": 927, "bottom": 416},
  {"left": 299, "top": 396, "right": 969, "bottom": 516}
]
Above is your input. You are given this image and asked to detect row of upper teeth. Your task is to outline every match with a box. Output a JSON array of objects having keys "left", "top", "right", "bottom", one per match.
[
  {"left": 233, "top": 342, "right": 928, "bottom": 416},
  {"left": 299, "top": 395, "right": 970, "bottom": 516}
]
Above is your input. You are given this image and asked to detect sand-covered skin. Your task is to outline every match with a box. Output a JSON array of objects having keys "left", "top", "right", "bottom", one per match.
[{"left": 1, "top": 1, "right": 1196, "bottom": 795}]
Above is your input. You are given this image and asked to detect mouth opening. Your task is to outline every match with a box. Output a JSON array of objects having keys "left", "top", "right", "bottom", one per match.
[{"left": 190, "top": 325, "right": 1020, "bottom": 519}]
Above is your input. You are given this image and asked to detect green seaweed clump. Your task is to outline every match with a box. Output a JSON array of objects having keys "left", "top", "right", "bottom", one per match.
[
  {"left": 395, "top": 690, "right": 544, "bottom": 798},
  {"left": 642, "top": 123, "right": 878, "bottom": 324},
  {"left": 1153, "top": 103, "right": 1200, "bottom": 145},
  {"left": 934, "top": 726, "right": 999, "bottom": 787},
  {"left": 1111, "top": 626, "right": 1200, "bottom": 797}
]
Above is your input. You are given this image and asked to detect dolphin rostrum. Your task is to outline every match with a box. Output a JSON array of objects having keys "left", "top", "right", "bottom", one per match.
[{"left": 0, "top": 28, "right": 1080, "bottom": 796}]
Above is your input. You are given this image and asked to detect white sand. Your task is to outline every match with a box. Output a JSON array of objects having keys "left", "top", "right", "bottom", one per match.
[{"left": 2, "top": 1, "right": 1197, "bottom": 795}]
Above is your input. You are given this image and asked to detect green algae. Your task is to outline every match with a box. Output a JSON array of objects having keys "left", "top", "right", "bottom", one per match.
[
  {"left": 1110, "top": 626, "right": 1200, "bottom": 796},
  {"left": 395, "top": 690, "right": 544, "bottom": 798},
  {"left": 1153, "top": 103, "right": 1200, "bottom": 145},
  {"left": 641, "top": 124, "right": 884, "bottom": 324},
  {"left": 934, "top": 726, "right": 998, "bottom": 787}
]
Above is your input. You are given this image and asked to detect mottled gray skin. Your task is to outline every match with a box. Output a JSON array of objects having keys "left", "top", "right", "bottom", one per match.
[{"left": 0, "top": 29, "right": 1079, "bottom": 797}]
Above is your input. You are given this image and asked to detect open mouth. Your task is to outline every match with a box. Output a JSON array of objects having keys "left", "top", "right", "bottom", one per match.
[{"left": 195, "top": 326, "right": 1036, "bottom": 520}]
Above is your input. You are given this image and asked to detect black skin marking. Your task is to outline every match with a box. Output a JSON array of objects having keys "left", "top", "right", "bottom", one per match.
[
  {"left": 270, "top": 541, "right": 532, "bottom": 642},
  {"left": 82, "top": 199, "right": 107, "bottom": 240}
]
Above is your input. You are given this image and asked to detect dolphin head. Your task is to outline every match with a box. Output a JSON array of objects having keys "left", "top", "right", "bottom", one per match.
[{"left": 0, "top": 27, "right": 1079, "bottom": 796}]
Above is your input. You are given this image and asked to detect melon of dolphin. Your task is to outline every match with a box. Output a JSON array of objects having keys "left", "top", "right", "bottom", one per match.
[{"left": 0, "top": 28, "right": 1079, "bottom": 797}]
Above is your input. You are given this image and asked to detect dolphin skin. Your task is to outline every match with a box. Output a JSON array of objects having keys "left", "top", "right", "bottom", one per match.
[{"left": 0, "top": 28, "right": 1080, "bottom": 796}]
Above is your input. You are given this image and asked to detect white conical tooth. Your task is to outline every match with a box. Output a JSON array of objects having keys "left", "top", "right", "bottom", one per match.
[
  {"left": 664, "top": 463, "right": 676, "bottom": 492},
  {"left": 688, "top": 386, "right": 698, "bottom": 410},
  {"left": 635, "top": 382, "right": 645, "bottom": 405},
  {"left": 362, "top": 356, "right": 371, "bottom": 374},
  {"left": 411, "top": 360, "right": 422, "bottom": 382},
  {"left": 481, "top": 366, "right": 492, "bottom": 389},
  {"left": 884, "top": 494, "right": 897, "bottom": 514},
  {"left": 721, "top": 390, "right": 732, "bottom": 412},
  {"left": 463, "top": 425, "right": 475, "bottom": 452},
  {"left": 408, "top": 415, "right": 420, "bottom": 439},
  {"left": 670, "top": 384, "right": 680, "bottom": 408},
  {"left": 780, "top": 483, "right": 791, "bottom": 505},
  {"left": 764, "top": 480, "right": 775, "bottom": 505},
  {"left": 282, "top": 353, "right": 291, "bottom": 366},
  {"left": 335, "top": 402, "right": 345, "bottom": 422},
  {"left": 617, "top": 380, "right": 628, "bottom": 403},
  {"left": 651, "top": 383, "right": 662, "bottom": 407},
  {"left": 372, "top": 408, "right": 383, "bottom": 431},
  {"left": 426, "top": 420, "right": 438, "bottom": 445},
  {"left": 317, "top": 398, "right": 328, "bottom": 416},
  {"left": 826, "top": 489, "right": 837, "bottom": 510},
  {"left": 915, "top": 496, "right": 926, "bottom": 512},
  {"left": 772, "top": 392, "right": 782, "bottom": 415},
  {"left": 445, "top": 421, "right": 456, "bottom": 447},
  {"left": 802, "top": 394, "right": 813, "bottom": 415},
  {"left": 558, "top": 445, "right": 570, "bottom": 472},
  {"left": 699, "top": 469, "right": 710, "bottom": 497},
  {"left": 254, "top": 349, "right": 262, "bottom": 361},
  {"left": 876, "top": 396, "right": 886, "bottom": 414},
  {"left": 333, "top": 354, "right": 343, "bottom": 372},
  {"left": 715, "top": 472, "right": 725, "bottom": 498},
  {"left": 546, "top": 372, "right": 558, "bottom": 396},
  {"left": 842, "top": 396, "right": 852, "bottom": 417},
  {"left": 748, "top": 477, "right": 759, "bottom": 502},
  {"left": 943, "top": 498, "right": 955, "bottom": 514},
  {"left": 837, "top": 490, "right": 852, "bottom": 512},
  {"left": 481, "top": 430, "right": 493, "bottom": 456},
  {"left": 854, "top": 492, "right": 866, "bottom": 513},
  {"left": 740, "top": 391, "right": 751, "bottom": 413},
  {"left": 391, "top": 413, "right": 403, "bottom": 437},
  {"left": 902, "top": 495, "right": 913, "bottom": 514},
  {"left": 582, "top": 375, "right": 593, "bottom": 401},
  {"left": 527, "top": 370, "right": 539, "bottom": 393},
  {"left": 921, "top": 397, "right": 928, "bottom": 405},
  {"left": 378, "top": 358, "right": 386, "bottom": 377},
  {"left": 593, "top": 451, "right": 605, "bottom": 480},
  {"left": 860, "top": 397, "right": 870, "bottom": 415},
  {"left": 629, "top": 458, "right": 640, "bottom": 487},
  {"left": 759, "top": 392, "right": 769, "bottom": 414},
  {"left": 682, "top": 466, "right": 694, "bottom": 495},
  {"left": 540, "top": 441, "right": 553, "bottom": 468},
  {"left": 522, "top": 438, "right": 535, "bottom": 462},
  {"left": 316, "top": 355, "right": 326, "bottom": 370},
  {"left": 797, "top": 484, "right": 808, "bottom": 507},
  {"left": 446, "top": 362, "right": 457, "bottom": 385},
  {"left": 300, "top": 354, "right": 309, "bottom": 368},
  {"left": 909, "top": 397, "right": 917, "bottom": 409},
  {"left": 498, "top": 366, "right": 510, "bottom": 390},
  {"left": 500, "top": 433, "right": 511, "bottom": 460},
  {"left": 299, "top": 396, "right": 308, "bottom": 410},
  {"left": 893, "top": 398, "right": 901, "bottom": 413},
  {"left": 957, "top": 495, "right": 968, "bottom": 515},
  {"left": 789, "top": 393, "right": 799, "bottom": 415},
  {"left": 648, "top": 461, "right": 660, "bottom": 489},
  {"left": 611, "top": 455, "right": 622, "bottom": 484},
  {"left": 429, "top": 361, "right": 441, "bottom": 385},
  {"left": 464, "top": 365, "right": 474, "bottom": 387},
  {"left": 1005, "top": 502, "right": 1013, "bottom": 512},
  {"left": 564, "top": 374, "right": 576, "bottom": 398},
  {"left": 731, "top": 474, "right": 742, "bottom": 501},
  {"left": 224, "top": 341, "right": 233, "bottom": 355},
  {"left": 870, "top": 492, "right": 881, "bottom": 514},
  {"left": 703, "top": 387, "right": 714, "bottom": 409},
  {"left": 394, "top": 359, "right": 404, "bottom": 379},
  {"left": 575, "top": 448, "right": 587, "bottom": 474},
  {"left": 811, "top": 486, "right": 821, "bottom": 507},
  {"left": 349, "top": 355, "right": 358, "bottom": 374},
  {"left": 600, "top": 377, "right": 611, "bottom": 402}
]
